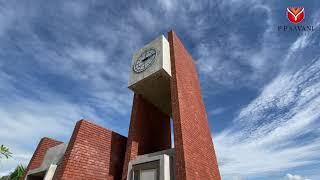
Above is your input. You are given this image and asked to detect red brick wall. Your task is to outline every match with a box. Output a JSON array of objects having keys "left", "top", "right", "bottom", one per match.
[
  {"left": 23, "top": 137, "right": 63, "bottom": 179},
  {"left": 168, "top": 31, "right": 221, "bottom": 180},
  {"left": 121, "top": 94, "right": 171, "bottom": 180},
  {"left": 53, "top": 119, "right": 127, "bottom": 180}
]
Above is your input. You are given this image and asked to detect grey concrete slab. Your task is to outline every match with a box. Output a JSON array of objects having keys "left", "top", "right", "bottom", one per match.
[{"left": 128, "top": 35, "right": 172, "bottom": 116}]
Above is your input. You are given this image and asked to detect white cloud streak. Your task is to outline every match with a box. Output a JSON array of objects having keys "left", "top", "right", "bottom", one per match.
[
  {"left": 214, "top": 33, "right": 320, "bottom": 178},
  {"left": 0, "top": 1, "right": 135, "bottom": 174},
  {"left": 196, "top": 2, "right": 281, "bottom": 92},
  {"left": 0, "top": 70, "right": 107, "bottom": 175},
  {"left": 286, "top": 173, "right": 311, "bottom": 180}
]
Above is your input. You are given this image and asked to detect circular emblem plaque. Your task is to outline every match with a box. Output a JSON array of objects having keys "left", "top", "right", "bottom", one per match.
[{"left": 133, "top": 48, "right": 157, "bottom": 73}]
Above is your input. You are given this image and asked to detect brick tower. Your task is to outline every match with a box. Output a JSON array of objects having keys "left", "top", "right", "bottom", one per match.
[
  {"left": 122, "top": 31, "right": 221, "bottom": 180},
  {"left": 23, "top": 31, "right": 220, "bottom": 180}
]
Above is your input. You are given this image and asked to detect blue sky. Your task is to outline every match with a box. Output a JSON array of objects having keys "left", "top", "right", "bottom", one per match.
[{"left": 0, "top": 0, "right": 319, "bottom": 179}]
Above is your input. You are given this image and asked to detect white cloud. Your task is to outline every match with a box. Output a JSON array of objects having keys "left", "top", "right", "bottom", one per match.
[
  {"left": 209, "top": 107, "right": 228, "bottom": 116},
  {"left": 196, "top": 2, "right": 281, "bottom": 92},
  {"left": 214, "top": 51, "right": 320, "bottom": 177},
  {"left": 284, "top": 13, "right": 320, "bottom": 65},
  {"left": 285, "top": 173, "right": 311, "bottom": 180},
  {"left": 68, "top": 46, "right": 106, "bottom": 64},
  {"left": 0, "top": 48, "right": 132, "bottom": 175},
  {"left": 0, "top": 1, "right": 139, "bottom": 175},
  {"left": 0, "top": 70, "right": 111, "bottom": 174},
  {"left": 213, "top": 12, "right": 320, "bottom": 175},
  {"left": 157, "top": 0, "right": 177, "bottom": 12},
  {"left": 131, "top": 7, "right": 160, "bottom": 33}
]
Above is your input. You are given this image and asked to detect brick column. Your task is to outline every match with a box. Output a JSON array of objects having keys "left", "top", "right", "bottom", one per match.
[
  {"left": 23, "top": 137, "right": 63, "bottom": 180},
  {"left": 121, "top": 94, "right": 171, "bottom": 180},
  {"left": 53, "top": 119, "right": 127, "bottom": 180},
  {"left": 168, "top": 31, "right": 221, "bottom": 180}
]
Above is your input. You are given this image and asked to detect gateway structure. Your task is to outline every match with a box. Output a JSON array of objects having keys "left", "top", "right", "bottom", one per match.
[{"left": 23, "top": 31, "right": 221, "bottom": 180}]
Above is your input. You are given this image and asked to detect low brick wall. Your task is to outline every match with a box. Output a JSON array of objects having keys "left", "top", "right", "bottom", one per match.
[
  {"left": 53, "top": 120, "right": 127, "bottom": 180},
  {"left": 23, "top": 137, "right": 63, "bottom": 179}
]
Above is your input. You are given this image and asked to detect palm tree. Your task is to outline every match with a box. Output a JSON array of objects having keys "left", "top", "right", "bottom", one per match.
[
  {"left": 0, "top": 145, "right": 12, "bottom": 159},
  {"left": 9, "top": 165, "right": 26, "bottom": 180}
]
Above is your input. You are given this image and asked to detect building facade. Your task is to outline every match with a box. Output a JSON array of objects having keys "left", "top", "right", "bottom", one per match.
[{"left": 23, "top": 31, "right": 220, "bottom": 180}]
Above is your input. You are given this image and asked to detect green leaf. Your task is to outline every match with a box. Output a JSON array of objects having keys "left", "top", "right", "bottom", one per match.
[
  {"left": 0, "top": 144, "right": 12, "bottom": 159},
  {"left": 9, "top": 165, "right": 26, "bottom": 180}
]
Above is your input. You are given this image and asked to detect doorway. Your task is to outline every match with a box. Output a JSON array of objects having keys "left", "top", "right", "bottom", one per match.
[{"left": 132, "top": 160, "right": 160, "bottom": 180}]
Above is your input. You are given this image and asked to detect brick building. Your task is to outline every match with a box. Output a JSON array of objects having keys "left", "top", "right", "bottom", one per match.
[{"left": 23, "top": 31, "right": 220, "bottom": 180}]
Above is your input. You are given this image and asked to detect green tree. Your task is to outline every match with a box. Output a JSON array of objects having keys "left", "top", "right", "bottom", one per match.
[
  {"left": 0, "top": 145, "right": 12, "bottom": 159},
  {"left": 0, "top": 176, "right": 9, "bottom": 180},
  {"left": 0, "top": 145, "right": 13, "bottom": 179},
  {"left": 9, "top": 165, "right": 26, "bottom": 180}
]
